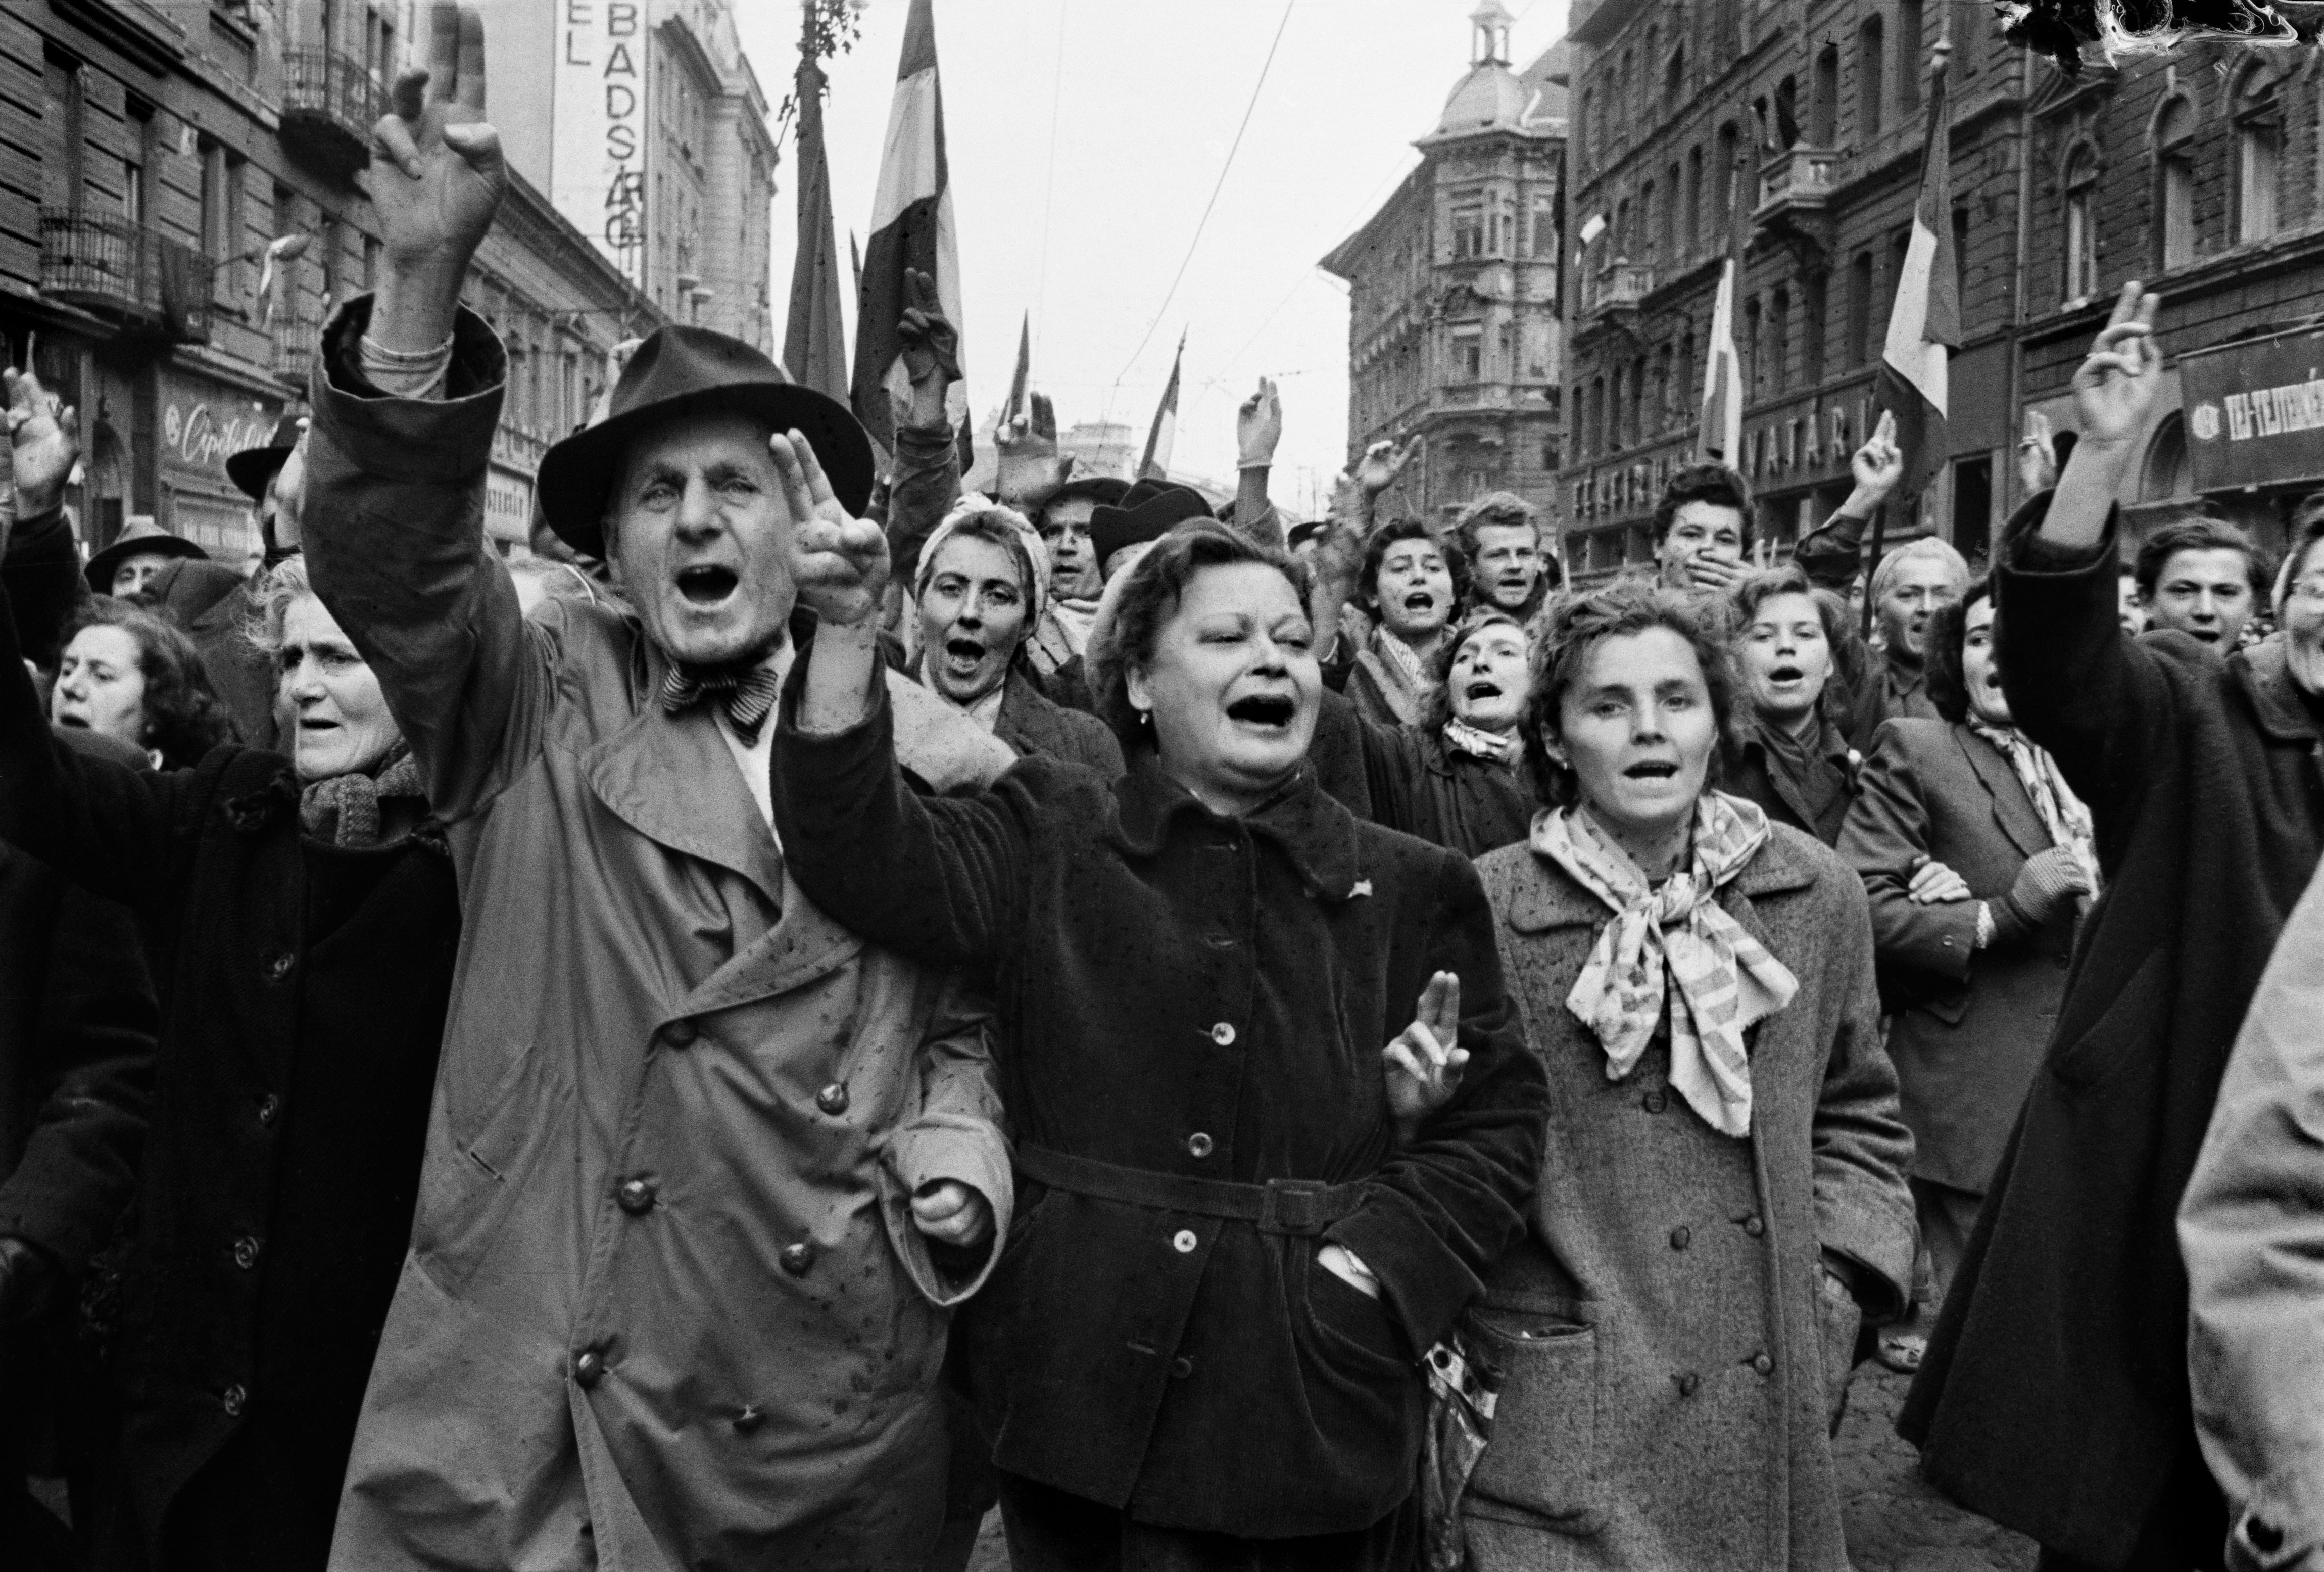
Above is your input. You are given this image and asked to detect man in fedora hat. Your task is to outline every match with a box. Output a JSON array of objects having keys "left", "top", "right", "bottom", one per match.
[
  {"left": 82, "top": 515, "right": 208, "bottom": 602},
  {"left": 298, "top": 8, "right": 1012, "bottom": 1566}
]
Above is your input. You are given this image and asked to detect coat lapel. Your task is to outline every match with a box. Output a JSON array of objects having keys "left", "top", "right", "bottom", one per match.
[
  {"left": 679, "top": 863, "right": 863, "bottom": 1018},
  {"left": 1952, "top": 725, "right": 2051, "bottom": 859},
  {"left": 582, "top": 702, "right": 783, "bottom": 909}
]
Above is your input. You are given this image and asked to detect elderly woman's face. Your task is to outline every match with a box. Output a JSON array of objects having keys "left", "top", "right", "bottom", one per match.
[
  {"left": 1448, "top": 624, "right": 1530, "bottom": 731},
  {"left": 51, "top": 626, "right": 149, "bottom": 748},
  {"left": 1127, "top": 562, "right": 1320, "bottom": 813},
  {"left": 607, "top": 412, "right": 795, "bottom": 668},
  {"left": 1552, "top": 628, "right": 1719, "bottom": 840},
  {"left": 1738, "top": 590, "right": 1831, "bottom": 729},
  {"left": 280, "top": 595, "right": 403, "bottom": 781},
  {"left": 1374, "top": 537, "right": 1455, "bottom": 641},
  {"left": 918, "top": 534, "right": 1029, "bottom": 706},
  {"left": 1877, "top": 556, "right": 1964, "bottom": 661},
  {"left": 1961, "top": 596, "right": 2010, "bottom": 727}
]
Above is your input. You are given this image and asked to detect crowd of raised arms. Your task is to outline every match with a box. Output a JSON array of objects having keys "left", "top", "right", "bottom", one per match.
[{"left": 3, "top": 7, "right": 2324, "bottom": 1572}]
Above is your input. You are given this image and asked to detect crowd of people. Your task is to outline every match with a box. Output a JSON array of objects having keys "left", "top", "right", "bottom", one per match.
[{"left": 2, "top": 7, "right": 2323, "bottom": 1571}]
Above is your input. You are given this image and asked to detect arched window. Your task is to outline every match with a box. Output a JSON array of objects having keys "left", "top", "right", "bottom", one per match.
[
  {"left": 1770, "top": 285, "right": 1792, "bottom": 393},
  {"left": 2157, "top": 97, "right": 2197, "bottom": 270},
  {"left": 1663, "top": 162, "right": 1681, "bottom": 254},
  {"left": 2065, "top": 145, "right": 2099, "bottom": 301},
  {"left": 2236, "top": 65, "right": 2280, "bottom": 243},
  {"left": 1812, "top": 44, "right": 1840, "bottom": 145},
  {"left": 1775, "top": 75, "right": 1801, "bottom": 148},
  {"left": 1610, "top": 364, "right": 1628, "bottom": 450},
  {"left": 1619, "top": 51, "right": 1633, "bottom": 138},
  {"left": 1685, "top": 146, "right": 1704, "bottom": 252},
  {"left": 1859, "top": 15, "right": 1885, "bottom": 139},
  {"left": 1715, "top": 122, "right": 1740, "bottom": 227},
  {"left": 2140, "top": 412, "right": 2191, "bottom": 502},
  {"left": 1640, "top": 182, "right": 1657, "bottom": 258},
  {"left": 1666, "top": 45, "right": 1686, "bottom": 104},
  {"left": 1897, "top": 0, "right": 1923, "bottom": 115}
]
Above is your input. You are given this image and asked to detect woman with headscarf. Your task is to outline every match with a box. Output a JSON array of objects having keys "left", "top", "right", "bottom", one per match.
[
  {"left": 909, "top": 496, "right": 1122, "bottom": 774},
  {"left": 1458, "top": 579, "right": 1915, "bottom": 1571},
  {"left": 768, "top": 451, "right": 1547, "bottom": 1570},
  {"left": 1351, "top": 608, "right": 1543, "bottom": 859},
  {"left": 49, "top": 602, "right": 233, "bottom": 769},
  {"left": 1838, "top": 575, "right": 2095, "bottom": 1373},
  {"left": 0, "top": 551, "right": 460, "bottom": 1572}
]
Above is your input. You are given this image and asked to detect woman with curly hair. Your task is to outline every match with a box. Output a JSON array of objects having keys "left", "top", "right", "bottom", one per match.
[
  {"left": 1455, "top": 578, "right": 1914, "bottom": 1571},
  {"left": 1349, "top": 607, "right": 1543, "bottom": 859},
  {"left": 49, "top": 601, "right": 232, "bottom": 768},
  {"left": 1344, "top": 518, "right": 1467, "bottom": 728},
  {"left": 0, "top": 544, "right": 459, "bottom": 1572}
]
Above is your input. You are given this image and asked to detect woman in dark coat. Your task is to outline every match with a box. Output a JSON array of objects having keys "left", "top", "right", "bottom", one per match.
[
  {"left": 1353, "top": 608, "right": 1542, "bottom": 858},
  {"left": 1839, "top": 577, "right": 2093, "bottom": 1370},
  {"left": 769, "top": 479, "right": 1547, "bottom": 1569},
  {"left": 1902, "top": 284, "right": 2324, "bottom": 1572},
  {"left": 1457, "top": 580, "right": 1914, "bottom": 1571},
  {"left": 0, "top": 552, "right": 459, "bottom": 1572},
  {"left": 1723, "top": 565, "right": 1861, "bottom": 846}
]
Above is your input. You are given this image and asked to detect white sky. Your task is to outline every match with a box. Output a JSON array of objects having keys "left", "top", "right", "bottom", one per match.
[{"left": 737, "top": 0, "right": 1571, "bottom": 517}]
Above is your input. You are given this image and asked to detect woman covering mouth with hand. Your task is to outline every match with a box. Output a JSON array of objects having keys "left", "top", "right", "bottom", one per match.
[
  {"left": 1350, "top": 608, "right": 1544, "bottom": 859},
  {"left": 1455, "top": 578, "right": 1914, "bottom": 1571},
  {"left": 772, "top": 469, "right": 1548, "bottom": 1569},
  {"left": 1345, "top": 518, "right": 1464, "bottom": 728}
]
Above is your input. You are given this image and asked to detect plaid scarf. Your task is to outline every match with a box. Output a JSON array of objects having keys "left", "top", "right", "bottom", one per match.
[
  {"left": 1531, "top": 792, "right": 1799, "bottom": 1138},
  {"left": 662, "top": 660, "right": 785, "bottom": 743},
  {"left": 1970, "top": 721, "right": 2102, "bottom": 895},
  {"left": 299, "top": 745, "right": 427, "bottom": 849},
  {"left": 1442, "top": 718, "right": 1519, "bottom": 764}
]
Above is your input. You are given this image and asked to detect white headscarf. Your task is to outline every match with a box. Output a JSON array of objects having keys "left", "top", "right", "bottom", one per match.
[{"left": 908, "top": 494, "right": 1051, "bottom": 673}]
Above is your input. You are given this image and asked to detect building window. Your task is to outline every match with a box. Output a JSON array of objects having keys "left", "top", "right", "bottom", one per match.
[
  {"left": 1662, "top": 163, "right": 1680, "bottom": 254},
  {"left": 1771, "top": 287, "right": 1792, "bottom": 394},
  {"left": 1898, "top": 0, "right": 1923, "bottom": 115},
  {"left": 1801, "top": 271, "right": 1827, "bottom": 385},
  {"left": 1579, "top": 89, "right": 1594, "bottom": 167},
  {"left": 1531, "top": 194, "right": 1558, "bottom": 258},
  {"left": 1454, "top": 324, "right": 1483, "bottom": 381},
  {"left": 1745, "top": 296, "right": 1764, "bottom": 393},
  {"left": 2140, "top": 412, "right": 2191, "bottom": 501},
  {"left": 1666, "top": 46, "right": 1685, "bottom": 103},
  {"left": 2064, "top": 146, "right": 2098, "bottom": 299},
  {"left": 1685, "top": 146, "right": 1703, "bottom": 253},
  {"left": 1611, "top": 364, "right": 1628, "bottom": 448},
  {"left": 1859, "top": 16, "right": 1885, "bottom": 140},
  {"left": 1452, "top": 203, "right": 1485, "bottom": 260},
  {"left": 42, "top": 49, "right": 85, "bottom": 214},
  {"left": 1812, "top": 44, "right": 1839, "bottom": 144},
  {"left": 1774, "top": 75, "right": 1800, "bottom": 148},
  {"left": 2157, "top": 97, "right": 2196, "bottom": 270},
  {"left": 1639, "top": 183, "right": 1656, "bottom": 258},
  {"left": 1952, "top": 204, "right": 1970, "bottom": 316},
  {"left": 202, "top": 141, "right": 247, "bottom": 295},
  {"left": 1715, "top": 123, "right": 1740, "bottom": 230},
  {"left": 1848, "top": 250, "right": 1874, "bottom": 366},
  {"left": 1590, "top": 375, "right": 1607, "bottom": 454},
  {"left": 123, "top": 99, "right": 154, "bottom": 224},
  {"left": 2236, "top": 68, "right": 2280, "bottom": 243}
]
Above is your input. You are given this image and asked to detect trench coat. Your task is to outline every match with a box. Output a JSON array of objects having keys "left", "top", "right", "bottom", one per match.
[
  {"left": 302, "top": 298, "right": 1014, "bottom": 1572},
  {"left": 2182, "top": 861, "right": 2324, "bottom": 1571},
  {"left": 769, "top": 684, "right": 1550, "bottom": 1539},
  {"left": 1462, "top": 821, "right": 1916, "bottom": 1572},
  {"left": 1839, "top": 719, "right": 2075, "bottom": 1195},
  {"left": 1901, "top": 502, "right": 2324, "bottom": 1568}
]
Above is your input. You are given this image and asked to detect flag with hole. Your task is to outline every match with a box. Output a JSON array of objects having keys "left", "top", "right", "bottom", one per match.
[
  {"left": 1876, "top": 55, "right": 1955, "bottom": 499},
  {"left": 1697, "top": 155, "right": 1748, "bottom": 465},
  {"left": 851, "top": 0, "right": 965, "bottom": 464},
  {"left": 1139, "top": 331, "right": 1184, "bottom": 481}
]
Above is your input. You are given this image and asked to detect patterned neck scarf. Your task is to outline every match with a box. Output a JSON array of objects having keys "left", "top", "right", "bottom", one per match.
[
  {"left": 1357, "top": 625, "right": 1438, "bottom": 726},
  {"left": 1531, "top": 792, "right": 1800, "bottom": 1138},
  {"left": 1970, "top": 721, "right": 2102, "bottom": 894},
  {"left": 1442, "top": 718, "right": 1520, "bottom": 764},
  {"left": 299, "top": 744, "right": 427, "bottom": 849},
  {"left": 1049, "top": 597, "right": 1101, "bottom": 655},
  {"left": 663, "top": 660, "right": 784, "bottom": 744}
]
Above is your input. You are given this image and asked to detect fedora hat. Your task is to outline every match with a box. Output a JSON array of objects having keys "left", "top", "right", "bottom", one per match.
[
  {"left": 536, "top": 324, "right": 875, "bottom": 559},
  {"left": 85, "top": 516, "right": 208, "bottom": 595},
  {"left": 224, "top": 413, "right": 303, "bottom": 502},
  {"left": 1088, "top": 479, "right": 1212, "bottom": 572},
  {"left": 1032, "top": 474, "right": 1130, "bottom": 522}
]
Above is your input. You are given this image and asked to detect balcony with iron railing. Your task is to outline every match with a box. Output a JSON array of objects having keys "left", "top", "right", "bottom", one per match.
[
  {"left": 1578, "top": 261, "right": 1653, "bottom": 332},
  {"left": 274, "top": 315, "right": 320, "bottom": 385},
  {"left": 39, "top": 209, "right": 214, "bottom": 343},
  {"left": 281, "top": 48, "right": 385, "bottom": 177},
  {"left": 1753, "top": 146, "right": 1841, "bottom": 267},
  {"left": 493, "top": 422, "right": 550, "bottom": 473}
]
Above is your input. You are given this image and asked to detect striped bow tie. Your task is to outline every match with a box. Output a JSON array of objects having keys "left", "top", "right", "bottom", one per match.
[{"left": 661, "top": 661, "right": 784, "bottom": 743}]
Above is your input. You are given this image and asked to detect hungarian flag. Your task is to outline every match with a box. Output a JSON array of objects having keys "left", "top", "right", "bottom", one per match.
[
  {"left": 1002, "top": 311, "right": 1030, "bottom": 427},
  {"left": 1139, "top": 331, "right": 1184, "bottom": 481},
  {"left": 782, "top": 52, "right": 848, "bottom": 402},
  {"left": 1876, "top": 48, "right": 1957, "bottom": 499},
  {"left": 1698, "top": 150, "right": 1749, "bottom": 464},
  {"left": 851, "top": 0, "right": 965, "bottom": 463}
]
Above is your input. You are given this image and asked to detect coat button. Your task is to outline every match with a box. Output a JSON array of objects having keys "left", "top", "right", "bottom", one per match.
[
  {"left": 780, "top": 1242, "right": 815, "bottom": 1275},
  {"left": 264, "top": 950, "right": 294, "bottom": 983},
  {"left": 617, "top": 1179, "right": 656, "bottom": 1216},
  {"left": 232, "top": 1235, "right": 261, "bottom": 1270},
  {"left": 816, "top": 1082, "right": 850, "bottom": 1116},
  {"left": 1743, "top": 1215, "right": 1766, "bottom": 1238},
  {"left": 573, "top": 1349, "right": 604, "bottom": 1388},
  {"left": 257, "top": 1094, "right": 281, "bottom": 1126},
  {"left": 1751, "top": 1352, "right": 1773, "bottom": 1376},
  {"left": 1641, "top": 1090, "right": 1667, "bottom": 1114},
  {"left": 1172, "top": 1229, "right": 1198, "bottom": 1254},
  {"left": 1676, "top": 1372, "right": 1700, "bottom": 1397},
  {"left": 221, "top": 1383, "right": 247, "bottom": 1416},
  {"left": 661, "top": 1019, "right": 697, "bottom": 1049},
  {"left": 1668, "top": 1226, "right": 1690, "bottom": 1251},
  {"left": 733, "top": 1405, "right": 765, "bottom": 1434},
  {"left": 1186, "top": 1132, "right": 1214, "bottom": 1158},
  {"left": 1210, "top": 1023, "right": 1237, "bottom": 1046},
  {"left": 1171, "top": 1355, "right": 1195, "bottom": 1380}
]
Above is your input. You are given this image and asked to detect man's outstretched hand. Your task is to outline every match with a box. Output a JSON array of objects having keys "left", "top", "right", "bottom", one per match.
[
  {"left": 774, "top": 429, "right": 889, "bottom": 630},
  {"left": 4, "top": 367, "right": 79, "bottom": 527},
  {"left": 363, "top": 1, "right": 507, "bottom": 352}
]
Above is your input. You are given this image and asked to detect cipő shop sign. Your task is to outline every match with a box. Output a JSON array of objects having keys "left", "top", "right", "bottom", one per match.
[{"left": 160, "top": 378, "right": 280, "bottom": 488}]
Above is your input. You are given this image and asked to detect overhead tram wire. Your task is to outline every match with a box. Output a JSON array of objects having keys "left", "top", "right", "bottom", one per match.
[{"left": 1100, "top": 0, "right": 1297, "bottom": 425}]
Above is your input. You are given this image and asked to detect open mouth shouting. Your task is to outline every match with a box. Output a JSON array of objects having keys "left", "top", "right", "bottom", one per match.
[
  {"left": 1226, "top": 693, "right": 1297, "bottom": 731},
  {"left": 942, "top": 635, "right": 993, "bottom": 677},
  {"left": 1765, "top": 662, "right": 1806, "bottom": 692},
  {"left": 1464, "top": 679, "right": 1503, "bottom": 703},
  {"left": 676, "top": 564, "right": 739, "bottom": 606},
  {"left": 1403, "top": 589, "right": 1440, "bottom": 617},
  {"left": 1622, "top": 759, "right": 1680, "bottom": 782},
  {"left": 2186, "top": 626, "right": 2222, "bottom": 643}
]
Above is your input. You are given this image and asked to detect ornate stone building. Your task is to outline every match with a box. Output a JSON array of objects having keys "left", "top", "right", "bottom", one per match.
[{"left": 1322, "top": 1, "right": 1568, "bottom": 535}]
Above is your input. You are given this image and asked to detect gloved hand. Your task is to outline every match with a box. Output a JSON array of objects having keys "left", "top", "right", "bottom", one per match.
[
  {"left": 0, "top": 1235, "right": 57, "bottom": 1328},
  {"left": 1989, "top": 847, "right": 2093, "bottom": 946}
]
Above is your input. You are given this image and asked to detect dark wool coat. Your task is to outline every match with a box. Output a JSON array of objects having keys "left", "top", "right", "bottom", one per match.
[
  {"left": 0, "top": 590, "right": 459, "bottom": 1572},
  {"left": 771, "top": 681, "right": 1549, "bottom": 1539},
  {"left": 1901, "top": 504, "right": 2324, "bottom": 1568},
  {"left": 1462, "top": 826, "right": 1916, "bottom": 1572},
  {"left": 994, "top": 669, "right": 1123, "bottom": 775},
  {"left": 1839, "top": 719, "right": 2075, "bottom": 1195},
  {"left": 143, "top": 559, "right": 279, "bottom": 753},
  {"left": 1352, "top": 719, "right": 1539, "bottom": 860},
  {"left": 1726, "top": 716, "right": 1860, "bottom": 847}
]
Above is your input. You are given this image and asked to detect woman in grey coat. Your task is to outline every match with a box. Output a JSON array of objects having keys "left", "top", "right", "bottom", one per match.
[{"left": 1461, "top": 580, "right": 1916, "bottom": 1571}]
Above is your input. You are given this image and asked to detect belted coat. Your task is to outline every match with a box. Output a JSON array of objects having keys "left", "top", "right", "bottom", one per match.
[{"left": 302, "top": 298, "right": 1013, "bottom": 1572}]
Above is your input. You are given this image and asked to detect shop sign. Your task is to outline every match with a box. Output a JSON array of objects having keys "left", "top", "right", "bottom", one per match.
[
  {"left": 2181, "top": 327, "right": 2324, "bottom": 493},
  {"left": 487, "top": 463, "right": 536, "bottom": 544},
  {"left": 159, "top": 374, "right": 280, "bottom": 490}
]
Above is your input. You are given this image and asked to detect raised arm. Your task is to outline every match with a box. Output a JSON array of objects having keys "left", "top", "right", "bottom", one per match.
[
  {"left": 1234, "top": 378, "right": 1284, "bottom": 549},
  {"left": 886, "top": 268, "right": 964, "bottom": 590}
]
